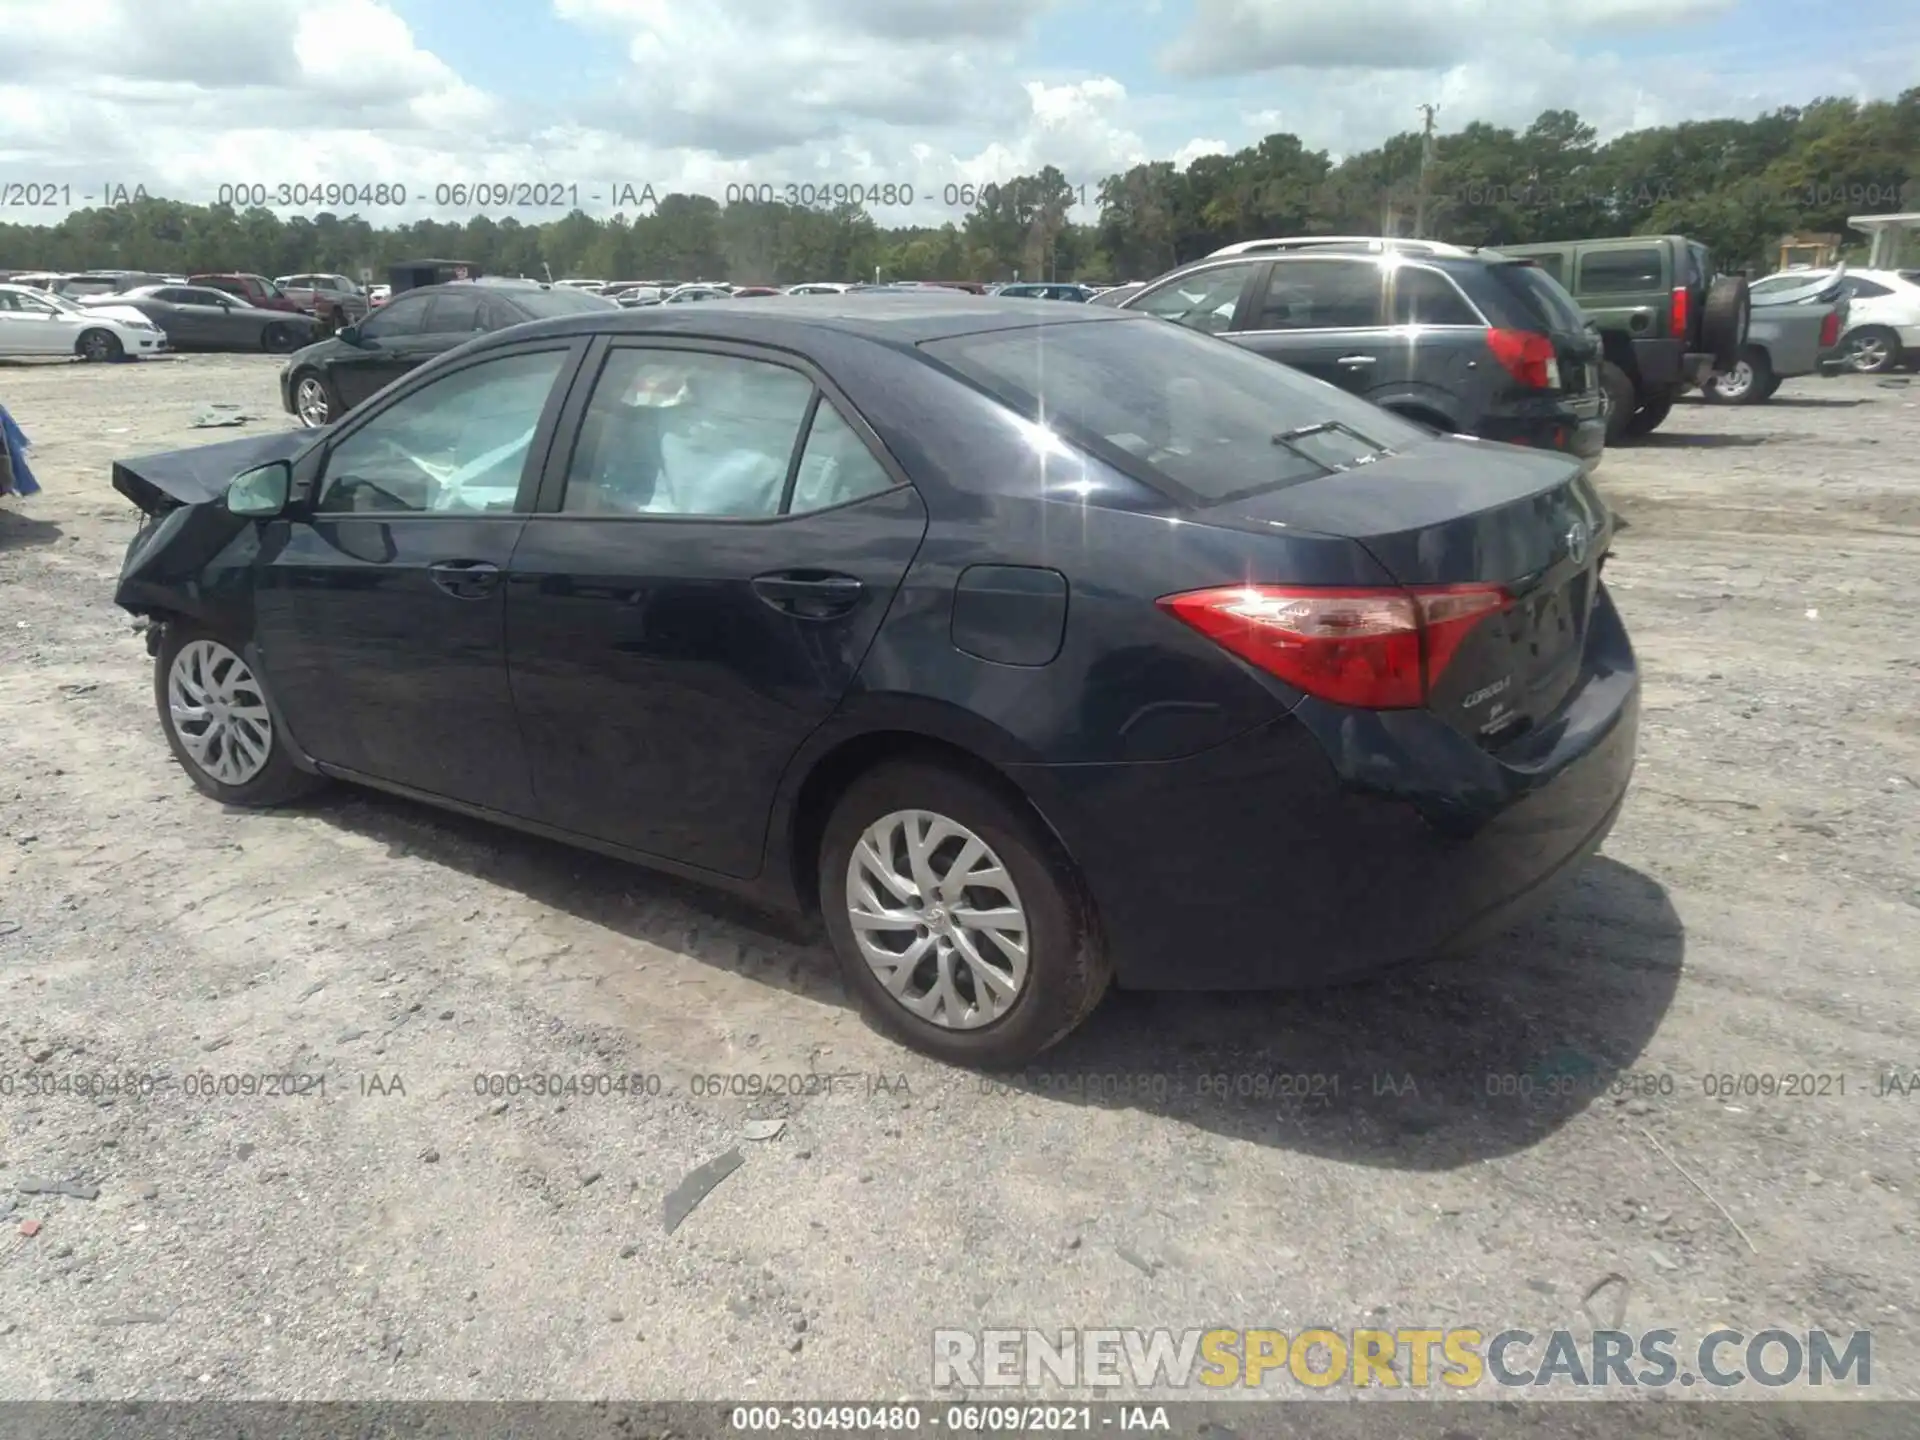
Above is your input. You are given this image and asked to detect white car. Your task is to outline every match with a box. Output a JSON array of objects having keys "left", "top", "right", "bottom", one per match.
[
  {"left": 1751, "top": 266, "right": 1920, "bottom": 373},
  {"left": 786, "top": 282, "right": 854, "bottom": 295},
  {"left": 0, "top": 282, "right": 169, "bottom": 361}
]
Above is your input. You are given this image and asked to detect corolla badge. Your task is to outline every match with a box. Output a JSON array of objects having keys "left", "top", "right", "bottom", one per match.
[{"left": 1564, "top": 519, "right": 1590, "bottom": 565}]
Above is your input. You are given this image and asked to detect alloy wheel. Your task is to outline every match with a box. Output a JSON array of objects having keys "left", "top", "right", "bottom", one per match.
[
  {"left": 845, "top": 809, "right": 1030, "bottom": 1029},
  {"left": 167, "top": 639, "right": 274, "bottom": 787},
  {"left": 1848, "top": 333, "right": 1891, "bottom": 372},
  {"left": 1714, "top": 361, "right": 1752, "bottom": 399},
  {"left": 295, "top": 376, "right": 331, "bottom": 427},
  {"left": 81, "top": 331, "right": 113, "bottom": 361}
]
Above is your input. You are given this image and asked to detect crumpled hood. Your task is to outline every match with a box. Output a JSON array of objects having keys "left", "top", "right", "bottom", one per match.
[
  {"left": 1751, "top": 265, "right": 1849, "bottom": 307},
  {"left": 112, "top": 428, "right": 317, "bottom": 515}
]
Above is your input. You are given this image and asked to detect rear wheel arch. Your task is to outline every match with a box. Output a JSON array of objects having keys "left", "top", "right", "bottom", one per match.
[
  {"left": 1382, "top": 402, "right": 1456, "bottom": 434},
  {"left": 1598, "top": 331, "right": 1640, "bottom": 383},
  {"left": 785, "top": 728, "right": 1079, "bottom": 919}
]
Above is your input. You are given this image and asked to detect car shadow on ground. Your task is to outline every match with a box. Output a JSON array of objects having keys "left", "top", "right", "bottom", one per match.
[
  {"left": 292, "top": 787, "right": 1680, "bottom": 1169},
  {"left": 1027, "top": 855, "right": 1684, "bottom": 1167},
  {"left": 0, "top": 504, "right": 63, "bottom": 549},
  {"left": 1624, "top": 432, "right": 1770, "bottom": 448}
]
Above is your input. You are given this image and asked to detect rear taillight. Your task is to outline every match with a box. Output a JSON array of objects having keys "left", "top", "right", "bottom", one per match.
[
  {"left": 1670, "top": 286, "right": 1689, "bottom": 337},
  {"left": 1820, "top": 310, "right": 1840, "bottom": 348},
  {"left": 1486, "top": 329, "right": 1560, "bottom": 389},
  {"left": 1158, "top": 584, "right": 1511, "bottom": 710}
]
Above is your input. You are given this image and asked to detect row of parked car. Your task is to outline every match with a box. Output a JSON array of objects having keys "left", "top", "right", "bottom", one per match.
[
  {"left": 546, "top": 278, "right": 1125, "bottom": 306},
  {"left": 264, "top": 234, "right": 1893, "bottom": 465},
  {"left": 1088, "top": 233, "right": 1913, "bottom": 448},
  {"left": 0, "top": 268, "right": 382, "bottom": 360}
]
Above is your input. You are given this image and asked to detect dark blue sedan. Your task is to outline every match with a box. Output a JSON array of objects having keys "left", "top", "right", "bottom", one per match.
[{"left": 110, "top": 293, "right": 1638, "bottom": 1068}]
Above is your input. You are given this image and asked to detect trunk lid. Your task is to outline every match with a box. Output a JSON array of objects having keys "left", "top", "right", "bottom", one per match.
[{"left": 1205, "top": 437, "right": 1612, "bottom": 745}]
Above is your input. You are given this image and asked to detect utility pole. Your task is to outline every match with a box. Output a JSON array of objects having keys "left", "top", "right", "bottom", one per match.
[{"left": 1413, "top": 103, "right": 1439, "bottom": 238}]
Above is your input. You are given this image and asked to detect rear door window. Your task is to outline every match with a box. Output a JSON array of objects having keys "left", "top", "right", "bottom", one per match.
[
  {"left": 1576, "top": 247, "right": 1664, "bottom": 295},
  {"left": 423, "top": 292, "right": 486, "bottom": 333},
  {"left": 1252, "top": 259, "right": 1382, "bottom": 329}
]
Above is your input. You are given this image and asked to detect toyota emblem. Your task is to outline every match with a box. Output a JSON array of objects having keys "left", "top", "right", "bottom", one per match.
[{"left": 1565, "top": 520, "right": 1590, "bottom": 565}]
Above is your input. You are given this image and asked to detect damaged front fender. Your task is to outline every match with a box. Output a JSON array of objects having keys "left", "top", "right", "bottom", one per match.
[{"left": 112, "top": 429, "right": 317, "bottom": 620}]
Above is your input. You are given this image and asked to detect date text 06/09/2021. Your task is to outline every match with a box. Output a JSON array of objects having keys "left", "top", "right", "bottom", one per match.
[{"left": 726, "top": 1403, "right": 1170, "bottom": 1432}]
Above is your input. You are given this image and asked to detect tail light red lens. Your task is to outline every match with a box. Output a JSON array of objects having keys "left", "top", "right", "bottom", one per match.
[
  {"left": 1670, "top": 286, "right": 1689, "bottom": 337},
  {"left": 1820, "top": 310, "right": 1840, "bottom": 348},
  {"left": 1158, "top": 584, "right": 1512, "bottom": 710},
  {"left": 1486, "top": 329, "right": 1559, "bottom": 388}
]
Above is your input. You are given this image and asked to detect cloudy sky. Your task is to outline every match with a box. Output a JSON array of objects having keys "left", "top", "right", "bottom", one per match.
[{"left": 1, "top": 0, "right": 1915, "bottom": 228}]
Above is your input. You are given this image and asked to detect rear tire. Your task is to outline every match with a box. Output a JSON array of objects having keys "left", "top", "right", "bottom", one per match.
[
  {"left": 1600, "top": 362, "right": 1637, "bottom": 444},
  {"left": 818, "top": 760, "right": 1110, "bottom": 1069},
  {"left": 1843, "top": 325, "right": 1902, "bottom": 374},
  {"left": 1701, "top": 275, "right": 1750, "bottom": 370},
  {"left": 154, "top": 620, "right": 325, "bottom": 808},
  {"left": 261, "top": 322, "right": 300, "bottom": 354},
  {"left": 77, "top": 328, "right": 123, "bottom": 363},
  {"left": 1703, "top": 347, "right": 1774, "bottom": 405}
]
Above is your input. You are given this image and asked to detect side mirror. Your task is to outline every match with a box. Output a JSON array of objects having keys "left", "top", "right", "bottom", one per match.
[
  {"left": 227, "top": 460, "right": 291, "bottom": 518},
  {"left": 337, "top": 324, "right": 362, "bottom": 346}
]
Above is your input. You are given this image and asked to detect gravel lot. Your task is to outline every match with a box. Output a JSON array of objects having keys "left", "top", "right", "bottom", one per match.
[{"left": 0, "top": 353, "right": 1916, "bottom": 1415}]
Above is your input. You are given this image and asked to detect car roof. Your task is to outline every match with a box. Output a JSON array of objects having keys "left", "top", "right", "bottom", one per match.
[{"left": 482, "top": 292, "right": 1140, "bottom": 349}]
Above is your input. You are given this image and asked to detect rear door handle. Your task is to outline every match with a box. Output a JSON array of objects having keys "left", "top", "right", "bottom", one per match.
[
  {"left": 429, "top": 559, "right": 500, "bottom": 599},
  {"left": 751, "top": 571, "right": 864, "bottom": 618},
  {"left": 1336, "top": 355, "right": 1377, "bottom": 366}
]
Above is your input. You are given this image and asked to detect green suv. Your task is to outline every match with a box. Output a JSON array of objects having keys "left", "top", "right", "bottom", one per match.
[{"left": 1496, "top": 236, "right": 1749, "bottom": 441}]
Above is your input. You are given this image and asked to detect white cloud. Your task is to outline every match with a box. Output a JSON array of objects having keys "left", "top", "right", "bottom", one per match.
[
  {"left": 1162, "top": 0, "right": 1739, "bottom": 75},
  {"left": 0, "top": 0, "right": 1911, "bottom": 235}
]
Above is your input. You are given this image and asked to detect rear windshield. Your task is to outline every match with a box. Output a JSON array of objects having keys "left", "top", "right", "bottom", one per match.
[
  {"left": 921, "top": 316, "right": 1429, "bottom": 504},
  {"left": 502, "top": 286, "right": 619, "bottom": 316},
  {"left": 1494, "top": 262, "right": 1589, "bottom": 332}
]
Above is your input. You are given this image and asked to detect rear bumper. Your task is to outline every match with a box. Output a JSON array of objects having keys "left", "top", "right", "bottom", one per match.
[
  {"left": 1015, "top": 588, "right": 1640, "bottom": 990},
  {"left": 1480, "top": 406, "right": 1606, "bottom": 472}
]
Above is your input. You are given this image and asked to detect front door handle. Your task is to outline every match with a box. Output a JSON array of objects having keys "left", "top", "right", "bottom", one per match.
[
  {"left": 751, "top": 571, "right": 864, "bottom": 619},
  {"left": 429, "top": 559, "right": 500, "bottom": 600},
  {"left": 1336, "top": 354, "right": 1377, "bottom": 367}
]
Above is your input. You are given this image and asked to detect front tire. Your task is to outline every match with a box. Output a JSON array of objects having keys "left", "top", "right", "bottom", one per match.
[
  {"left": 77, "top": 328, "right": 123, "bottom": 363},
  {"left": 292, "top": 371, "right": 337, "bottom": 428},
  {"left": 155, "top": 622, "right": 324, "bottom": 807},
  {"left": 818, "top": 760, "right": 1110, "bottom": 1069}
]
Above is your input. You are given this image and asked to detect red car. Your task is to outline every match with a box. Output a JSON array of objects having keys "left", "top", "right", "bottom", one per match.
[
  {"left": 187, "top": 273, "right": 311, "bottom": 316},
  {"left": 732, "top": 286, "right": 782, "bottom": 297}
]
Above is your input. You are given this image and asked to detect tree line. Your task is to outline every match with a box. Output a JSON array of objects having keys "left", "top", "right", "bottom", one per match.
[{"left": 3, "top": 92, "right": 1914, "bottom": 286}]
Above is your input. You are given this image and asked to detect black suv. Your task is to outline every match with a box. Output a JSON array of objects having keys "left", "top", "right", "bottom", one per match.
[{"left": 1116, "top": 237, "right": 1606, "bottom": 469}]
